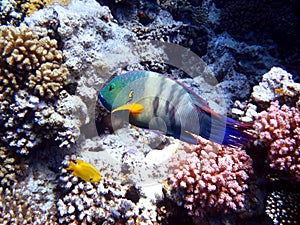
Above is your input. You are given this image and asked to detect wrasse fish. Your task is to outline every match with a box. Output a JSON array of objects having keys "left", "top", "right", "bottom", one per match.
[
  {"left": 66, "top": 159, "right": 102, "bottom": 183},
  {"left": 98, "top": 71, "right": 253, "bottom": 147}
]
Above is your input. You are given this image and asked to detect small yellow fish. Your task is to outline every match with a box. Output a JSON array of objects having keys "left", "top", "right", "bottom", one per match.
[
  {"left": 66, "top": 159, "right": 102, "bottom": 183},
  {"left": 275, "top": 88, "right": 286, "bottom": 95}
]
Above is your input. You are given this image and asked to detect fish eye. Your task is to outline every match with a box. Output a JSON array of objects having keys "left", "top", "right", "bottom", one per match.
[
  {"left": 109, "top": 83, "right": 115, "bottom": 91},
  {"left": 90, "top": 177, "right": 93, "bottom": 181}
]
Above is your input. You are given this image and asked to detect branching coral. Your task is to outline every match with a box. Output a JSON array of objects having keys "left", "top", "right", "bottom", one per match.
[
  {"left": 254, "top": 101, "right": 300, "bottom": 180},
  {"left": 57, "top": 155, "right": 159, "bottom": 224},
  {"left": 0, "top": 143, "right": 58, "bottom": 224},
  {"left": 0, "top": 145, "right": 27, "bottom": 194},
  {"left": 0, "top": 23, "right": 69, "bottom": 99},
  {"left": 265, "top": 190, "right": 300, "bottom": 225},
  {"left": 0, "top": 184, "right": 57, "bottom": 225},
  {"left": 166, "top": 138, "right": 253, "bottom": 217}
]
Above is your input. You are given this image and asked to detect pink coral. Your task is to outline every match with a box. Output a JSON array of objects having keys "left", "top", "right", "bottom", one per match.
[
  {"left": 166, "top": 138, "right": 253, "bottom": 217},
  {"left": 254, "top": 101, "right": 300, "bottom": 180}
]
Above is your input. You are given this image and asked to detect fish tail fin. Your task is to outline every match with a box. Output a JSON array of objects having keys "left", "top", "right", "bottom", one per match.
[
  {"left": 222, "top": 117, "right": 254, "bottom": 147},
  {"left": 208, "top": 116, "right": 254, "bottom": 147}
]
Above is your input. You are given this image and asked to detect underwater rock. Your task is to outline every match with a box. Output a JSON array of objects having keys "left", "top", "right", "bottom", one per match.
[
  {"left": 203, "top": 32, "right": 280, "bottom": 106},
  {"left": 251, "top": 67, "right": 300, "bottom": 105}
]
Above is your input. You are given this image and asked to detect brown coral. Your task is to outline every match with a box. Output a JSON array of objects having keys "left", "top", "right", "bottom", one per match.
[
  {"left": 21, "top": 0, "right": 71, "bottom": 16},
  {"left": 0, "top": 146, "right": 27, "bottom": 193},
  {"left": 0, "top": 23, "right": 69, "bottom": 99}
]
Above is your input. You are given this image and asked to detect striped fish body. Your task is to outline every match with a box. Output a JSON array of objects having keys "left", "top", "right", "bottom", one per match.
[{"left": 99, "top": 71, "right": 253, "bottom": 146}]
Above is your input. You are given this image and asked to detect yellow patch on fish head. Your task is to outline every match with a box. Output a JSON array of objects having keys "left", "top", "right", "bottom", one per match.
[{"left": 128, "top": 89, "right": 134, "bottom": 101}]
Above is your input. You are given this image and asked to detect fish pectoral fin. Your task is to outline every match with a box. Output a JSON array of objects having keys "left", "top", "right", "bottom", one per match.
[
  {"left": 112, "top": 103, "right": 143, "bottom": 114},
  {"left": 181, "top": 131, "right": 199, "bottom": 145}
]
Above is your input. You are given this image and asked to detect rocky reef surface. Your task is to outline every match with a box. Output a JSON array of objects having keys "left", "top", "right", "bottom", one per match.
[{"left": 0, "top": 0, "right": 299, "bottom": 224}]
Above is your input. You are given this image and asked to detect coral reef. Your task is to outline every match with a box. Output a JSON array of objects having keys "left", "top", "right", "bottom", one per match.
[
  {"left": 0, "top": 24, "right": 82, "bottom": 154},
  {"left": 0, "top": 0, "right": 71, "bottom": 26},
  {"left": 0, "top": 143, "right": 58, "bottom": 224},
  {"left": 231, "top": 67, "right": 300, "bottom": 124},
  {"left": 57, "top": 155, "right": 159, "bottom": 224},
  {"left": 254, "top": 101, "right": 300, "bottom": 180},
  {"left": 22, "top": 0, "right": 71, "bottom": 16},
  {"left": 128, "top": 10, "right": 189, "bottom": 45},
  {"left": 265, "top": 190, "right": 300, "bottom": 225},
  {"left": 1, "top": 0, "right": 299, "bottom": 224},
  {"left": 0, "top": 0, "right": 24, "bottom": 25},
  {"left": 0, "top": 145, "right": 27, "bottom": 194},
  {"left": 166, "top": 138, "right": 253, "bottom": 217}
]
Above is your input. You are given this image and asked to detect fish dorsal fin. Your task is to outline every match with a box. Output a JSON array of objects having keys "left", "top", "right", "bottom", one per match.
[
  {"left": 173, "top": 78, "right": 221, "bottom": 118},
  {"left": 76, "top": 159, "right": 84, "bottom": 165}
]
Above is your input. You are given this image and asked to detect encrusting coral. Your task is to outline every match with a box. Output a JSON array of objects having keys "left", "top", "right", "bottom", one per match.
[
  {"left": 254, "top": 101, "right": 300, "bottom": 180},
  {"left": 57, "top": 155, "right": 159, "bottom": 225},
  {"left": 166, "top": 138, "right": 253, "bottom": 217}
]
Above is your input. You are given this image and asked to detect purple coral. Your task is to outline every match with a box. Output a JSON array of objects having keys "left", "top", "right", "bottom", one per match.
[
  {"left": 254, "top": 101, "right": 300, "bottom": 180},
  {"left": 166, "top": 139, "right": 253, "bottom": 217}
]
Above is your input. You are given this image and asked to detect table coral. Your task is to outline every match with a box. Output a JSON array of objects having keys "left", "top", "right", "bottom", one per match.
[
  {"left": 166, "top": 138, "right": 253, "bottom": 217},
  {"left": 57, "top": 155, "right": 159, "bottom": 224},
  {"left": 254, "top": 101, "right": 300, "bottom": 180}
]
